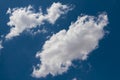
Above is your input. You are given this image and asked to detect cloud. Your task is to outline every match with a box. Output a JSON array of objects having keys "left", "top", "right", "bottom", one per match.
[
  {"left": 45, "top": 2, "right": 70, "bottom": 24},
  {"left": 29, "top": 28, "right": 47, "bottom": 35},
  {"left": 72, "top": 78, "right": 77, "bottom": 80},
  {"left": 0, "top": 40, "right": 3, "bottom": 50},
  {"left": 5, "top": 5, "right": 44, "bottom": 39},
  {"left": 5, "top": 2, "right": 70, "bottom": 39},
  {"left": 32, "top": 13, "right": 108, "bottom": 78}
]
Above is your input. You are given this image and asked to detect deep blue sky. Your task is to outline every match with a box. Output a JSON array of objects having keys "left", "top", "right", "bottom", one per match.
[{"left": 0, "top": 0, "right": 120, "bottom": 80}]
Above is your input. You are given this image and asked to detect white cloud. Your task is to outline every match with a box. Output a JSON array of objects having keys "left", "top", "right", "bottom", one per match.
[
  {"left": 72, "top": 78, "right": 77, "bottom": 80},
  {"left": 0, "top": 40, "right": 3, "bottom": 49},
  {"left": 6, "top": 5, "right": 44, "bottom": 39},
  {"left": 32, "top": 13, "right": 108, "bottom": 78},
  {"left": 5, "top": 2, "right": 70, "bottom": 39},
  {"left": 45, "top": 2, "right": 70, "bottom": 24}
]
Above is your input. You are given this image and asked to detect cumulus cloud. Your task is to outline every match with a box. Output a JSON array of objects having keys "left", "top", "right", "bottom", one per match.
[
  {"left": 32, "top": 13, "right": 108, "bottom": 78},
  {"left": 5, "top": 2, "right": 70, "bottom": 39},
  {"left": 45, "top": 2, "right": 70, "bottom": 24},
  {"left": 6, "top": 5, "right": 44, "bottom": 39}
]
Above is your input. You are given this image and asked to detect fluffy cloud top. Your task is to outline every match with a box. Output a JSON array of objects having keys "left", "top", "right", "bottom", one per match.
[
  {"left": 5, "top": 2, "right": 70, "bottom": 39},
  {"left": 32, "top": 13, "right": 108, "bottom": 78}
]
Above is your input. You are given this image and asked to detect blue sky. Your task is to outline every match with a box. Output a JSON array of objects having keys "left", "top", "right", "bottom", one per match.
[{"left": 0, "top": 0, "right": 120, "bottom": 80}]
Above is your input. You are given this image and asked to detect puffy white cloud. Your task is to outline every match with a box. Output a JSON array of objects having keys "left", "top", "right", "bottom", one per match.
[
  {"left": 32, "top": 13, "right": 108, "bottom": 78},
  {"left": 5, "top": 2, "right": 70, "bottom": 39},
  {"left": 45, "top": 2, "right": 70, "bottom": 24},
  {"left": 6, "top": 6, "right": 44, "bottom": 39}
]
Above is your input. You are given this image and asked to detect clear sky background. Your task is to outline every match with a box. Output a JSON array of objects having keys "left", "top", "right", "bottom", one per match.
[{"left": 0, "top": 0, "right": 120, "bottom": 80}]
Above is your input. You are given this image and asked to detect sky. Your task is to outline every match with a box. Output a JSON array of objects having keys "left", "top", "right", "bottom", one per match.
[{"left": 0, "top": 0, "right": 120, "bottom": 80}]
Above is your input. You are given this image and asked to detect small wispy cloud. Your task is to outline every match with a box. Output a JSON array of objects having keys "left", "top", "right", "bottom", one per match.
[
  {"left": 72, "top": 78, "right": 77, "bottom": 80},
  {"left": 0, "top": 40, "right": 3, "bottom": 50}
]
